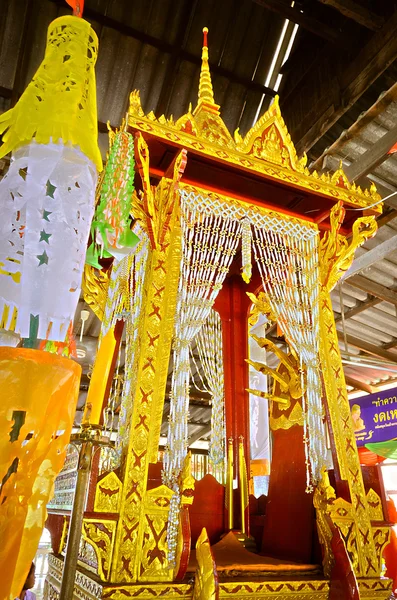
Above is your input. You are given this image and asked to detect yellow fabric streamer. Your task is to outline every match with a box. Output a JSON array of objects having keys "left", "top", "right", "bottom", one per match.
[
  {"left": 0, "top": 348, "right": 81, "bottom": 600},
  {"left": 0, "top": 16, "right": 102, "bottom": 171}
]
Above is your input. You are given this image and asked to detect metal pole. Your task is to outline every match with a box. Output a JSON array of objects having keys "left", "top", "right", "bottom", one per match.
[{"left": 59, "top": 440, "right": 93, "bottom": 600}]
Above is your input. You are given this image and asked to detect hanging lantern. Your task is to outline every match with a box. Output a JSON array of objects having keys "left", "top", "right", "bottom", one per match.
[{"left": 0, "top": 14, "right": 102, "bottom": 346}]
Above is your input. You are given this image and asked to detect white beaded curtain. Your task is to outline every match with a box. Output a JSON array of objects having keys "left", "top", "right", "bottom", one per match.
[
  {"left": 98, "top": 227, "right": 149, "bottom": 457},
  {"left": 251, "top": 224, "right": 327, "bottom": 489},
  {"left": 192, "top": 309, "right": 226, "bottom": 479},
  {"left": 163, "top": 190, "right": 240, "bottom": 564}
]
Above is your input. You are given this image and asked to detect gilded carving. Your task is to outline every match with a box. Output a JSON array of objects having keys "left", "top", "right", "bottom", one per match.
[
  {"left": 94, "top": 471, "right": 122, "bottom": 513},
  {"left": 193, "top": 528, "right": 219, "bottom": 600},
  {"left": 111, "top": 141, "right": 183, "bottom": 582},
  {"left": 81, "top": 519, "right": 117, "bottom": 581},
  {"left": 319, "top": 201, "right": 377, "bottom": 292},
  {"left": 218, "top": 580, "right": 330, "bottom": 599},
  {"left": 128, "top": 91, "right": 381, "bottom": 214},
  {"left": 82, "top": 264, "right": 110, "bottom": 321},
  {"left": 366, "top": 488, "right": 384, "bottom": 522},
  {"left": 318, "top": 203, "right": 381, "bottom": 577}
]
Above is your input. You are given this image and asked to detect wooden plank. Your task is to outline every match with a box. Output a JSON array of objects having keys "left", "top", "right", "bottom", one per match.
[
  {"left": 336, "top": 330, "right": 397, "bottom": 362},
  {"left": 311, "top": 82, "right": 397, "bottom": 171},
  {"left": 382, "top": 339, "right": 397, "bottom": 350},
  {"left": 348, "top": 275, "right": 397, "bottom": 307},
  {"left": 344, "top": 124, "right": 397, "bottom": 182},
  {"left": 188, "top": 424, "right": 212, "bottom": 446},
  {"left": 251, "top": 0, "right": 342, "bottom": 44},
  {"left": 318, "top": 0, "right": 384, "bottom": 31},
  {"left": 334, "top": 296, "right": 380, "bottom": 322},
  {"left": 296, "top": 8, "right": 397, "bottom": 153},
  {"left": 342, "top": 234, "right": 397, "bottom": 280},
  {"left": 344, "top": 375, "right": 375, "bottom": 394}
]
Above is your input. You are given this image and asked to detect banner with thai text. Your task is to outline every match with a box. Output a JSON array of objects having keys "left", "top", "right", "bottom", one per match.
[{"left": 349, "top": 388, "right": 397, "bottom": 447}]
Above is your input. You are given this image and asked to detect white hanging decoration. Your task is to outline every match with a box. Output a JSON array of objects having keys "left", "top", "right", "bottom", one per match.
[
  {"left": 0, "top": 141, "right": 96, "bottom": 341},
  {"left": 98, "top": 226, "right": 149, "bottom": 458},
  {"left": 193, "top": 309, "right": 226, "bottom": 478},
  {"left": 241, "top": 217, "right": 252, "bottom": 283},
  {"left": 251, "top": 225, "right": 327, "bottom": 490},
  {"left": 163, "top": 190, "right": 240, "bottom": 566},
  {"left": 0, "top": 15, "right": 102, "bottom": 345}
]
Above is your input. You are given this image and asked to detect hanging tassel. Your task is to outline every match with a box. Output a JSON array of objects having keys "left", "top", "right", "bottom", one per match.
[{"left": 241, "top": 218, "right": 252, "bottom": 283}]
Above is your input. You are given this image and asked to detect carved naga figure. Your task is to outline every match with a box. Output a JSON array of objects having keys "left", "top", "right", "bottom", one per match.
[{"left": 245, "top": 291, "right": 304, "bottom": 404}]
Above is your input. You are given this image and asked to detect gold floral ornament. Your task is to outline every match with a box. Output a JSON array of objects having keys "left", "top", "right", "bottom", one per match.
[
  {"left": 82, "top": 264, "right": 110, "bottom": 321},
  {"left": 0, "top": 16, "right": 102, "bottom": 171}
]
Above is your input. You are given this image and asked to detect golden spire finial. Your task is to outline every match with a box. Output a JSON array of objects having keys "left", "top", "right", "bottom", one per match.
[{"left": 195, "top": 27, "right": 218, "bottom": 113}]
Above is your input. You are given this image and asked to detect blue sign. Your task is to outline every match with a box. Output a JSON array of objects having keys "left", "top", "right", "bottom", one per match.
[{"left": 349, "top": 387, "right": 397, "bottom": 447}]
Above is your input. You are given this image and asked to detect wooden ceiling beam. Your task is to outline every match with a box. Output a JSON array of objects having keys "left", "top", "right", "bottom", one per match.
[
  {"left": 317, "top": 0, "right": 384, "bottom": 31},
  {"left": 344, "top": 275, "right": 397, "bottom": 308},
  {"left": 336, "top": 330, "right": 397, "bottom": 362},
  {"left": 295, "top": 9, "right": 397, "bottom": 154},
  {"left": 344, "top": 375, "right": 375, "bottom": 394},
  {"left": 188, "top": 424, "right": 212, "bottom": 446},
  {"left": 383, "top": 338, "right": 397, "bottom": 351},
  {"left": 311, "top": 82, "right": 397, "bottom": 171},
  {"left": 344, "top": 123, "right": 397, "bottom": 182},
  {"left": 251, "top": 0, "right": 342, "bottom": 45},
  {"left": 342, "top": 234, "right": 397, "bottom": 281},
  {"left": 334, "top": 296, "right": 380, "bottom": 322}
]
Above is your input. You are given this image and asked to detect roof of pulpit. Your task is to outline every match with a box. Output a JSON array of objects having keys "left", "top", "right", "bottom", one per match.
[{"left": 128, "top": 28, "right": 382, "bottom": 227}]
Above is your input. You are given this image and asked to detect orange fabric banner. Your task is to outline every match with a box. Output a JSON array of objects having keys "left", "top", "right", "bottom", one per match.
[{"left": 0, "top": 348, "right": 81, "bottom": 600}]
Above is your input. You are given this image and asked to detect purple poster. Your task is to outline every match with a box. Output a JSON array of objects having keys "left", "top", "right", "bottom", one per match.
[{"left": 349, "top": 388, "right": 397, "bottom": 447}]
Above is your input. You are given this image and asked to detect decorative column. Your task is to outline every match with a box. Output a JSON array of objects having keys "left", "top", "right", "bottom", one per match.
[
  {"left": 317, "top": 202, "right": 387, "bottom": 578},
  {"left": 111, "top": 136, "right": 186, "bottom": 582}
]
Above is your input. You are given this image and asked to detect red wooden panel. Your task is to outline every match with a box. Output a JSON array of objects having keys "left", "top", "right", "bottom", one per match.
[{"left": 189, "top": 474, "right": 225, "bottom": 546}]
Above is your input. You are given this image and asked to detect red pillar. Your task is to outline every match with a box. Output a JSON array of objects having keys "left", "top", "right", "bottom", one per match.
[{"left": 215, "top": 275, "right": 255, "bottom": 532}]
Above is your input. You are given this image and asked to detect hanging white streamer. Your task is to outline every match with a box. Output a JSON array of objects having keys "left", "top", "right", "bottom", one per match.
[
  {"left": 0, "top": 140, "right": 96, "bottom": 341},
  {"left": 98, "top": 226, "right": 149, "bottom": 458},
  {"left": 251, "top": 226, "right": 327, "bottom": 489},
  {"left": 163, "top": 193, "right": 240, "bottom": 565},
  {"left": 193, "top": 310, "right": 226, "bottom": 477}
]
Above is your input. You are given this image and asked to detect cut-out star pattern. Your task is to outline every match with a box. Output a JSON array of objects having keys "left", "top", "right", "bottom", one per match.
[
  {"left": 42, "top": 209, "right": 52, "bottom": 221},
  {"left": 39, "top": 230, "right": 51, "bottom": 244},
  {"left": 36, "top": 250, "right": 49, "bottom": 266},
  {"left": 46, "top": 180, "right": 56, "bottom": 198}
]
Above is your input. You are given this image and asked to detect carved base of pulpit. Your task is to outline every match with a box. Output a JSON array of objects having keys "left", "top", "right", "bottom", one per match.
[{"left": 44, "top": 553, "right": 393, "bottom": 600}]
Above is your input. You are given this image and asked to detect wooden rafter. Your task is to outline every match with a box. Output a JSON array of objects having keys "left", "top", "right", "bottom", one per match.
[
  {"left": 251, "top": 0, "right": 346, "bottom": 45},
  {"left": 344, "top": 375, "right": 375, "bottom": 394},
  {"left": 342, "top": 234, "right": 397, "bottom": 281},
  {"left": 293, "top": 8, "right": 397, "bottom": 154},
  {"left": 188, "top": 424, "right": 212, "bottom": 446},
  {"left": 311, "top": 82, "right": 397, "bottom": 171},
  {"left": 344, "top": 124, "right": 397, "bottom": 183},
  {"left": 318, "top": 0, "right": 384, "bottom": 31},
  {"left": 336, "top": 330, "right": 397, "bottom": 363},
  {"left": 334, "top": 296, "right": 380, "bottom": 323},
  {"left": 347, "top": 276, "right": 397, "bottom": 307}
]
